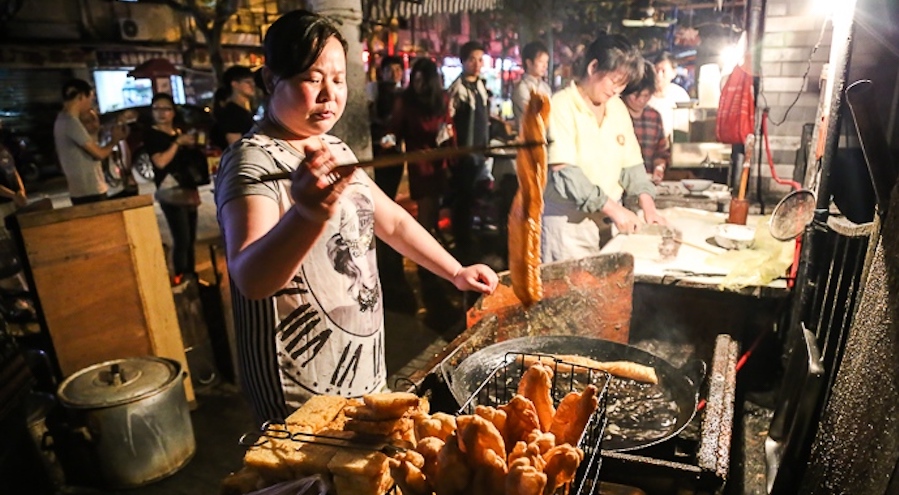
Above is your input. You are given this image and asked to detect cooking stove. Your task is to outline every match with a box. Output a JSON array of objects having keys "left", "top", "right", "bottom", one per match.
[{"left": 400, "top": 253, "right": 780, "bottom": 494}]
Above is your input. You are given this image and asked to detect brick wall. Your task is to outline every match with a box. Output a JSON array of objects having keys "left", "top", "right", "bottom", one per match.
[
  {"left": 759, "top": 0, "right": 899, "bottom": 202},
  {"left": 758, "top": 0, "right": 831, "bottom": 200}
]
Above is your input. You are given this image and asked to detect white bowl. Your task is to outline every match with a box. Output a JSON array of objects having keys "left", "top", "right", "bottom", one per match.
[
  {"left": 715, "top": 224, "right": 755, "bottom": 250},
  {"left": 681, "top": 179, "right": 714, "bottom": 193}
]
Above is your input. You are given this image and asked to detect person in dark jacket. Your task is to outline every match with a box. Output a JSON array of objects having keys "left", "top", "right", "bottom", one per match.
[{"left": 211, "top": 65, "right": 256, "bottom": 151}]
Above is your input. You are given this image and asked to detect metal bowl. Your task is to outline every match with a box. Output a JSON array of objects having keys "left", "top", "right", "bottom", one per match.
[
  {"left": 681, "top": 179, "right": 714, "bottom": 193},
  {"left": 714, "top": 224, "right": 755, "bottom": 250}
]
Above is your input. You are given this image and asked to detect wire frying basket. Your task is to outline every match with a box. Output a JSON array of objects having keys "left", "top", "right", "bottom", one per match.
[{"left": 457, "top": 351, "right": 612, "bottom": 495}]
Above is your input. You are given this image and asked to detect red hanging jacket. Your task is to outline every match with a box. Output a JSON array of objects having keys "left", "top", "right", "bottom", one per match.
[{"left": 716, "top": 64, "right": 755, "bottom": 144}]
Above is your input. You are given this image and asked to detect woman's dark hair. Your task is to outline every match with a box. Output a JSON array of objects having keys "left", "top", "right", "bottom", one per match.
[
  {"left": 623, "top": 60, "right": 657, "bottom": 97},
  {"left": 402, "top": 58, "right": 445, "bottom": 117},
  {"left": 261, "top": 9, "right": 348, "bottom": 94},
  {"left": 652, "top": 51, "right": 677, "bottom": 68},
  {"left": 578, "top": 33, "right": 643, "bottom": 85},
  {"left": 62, "top": 79, "right": 93, "bottom": 101},
  {"left": 151, "top": 92, "right": 176, "bottom": 107}
]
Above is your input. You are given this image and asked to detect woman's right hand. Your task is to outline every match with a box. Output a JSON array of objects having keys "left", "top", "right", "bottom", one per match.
[
  {"left": 603, "top": 201, "right": 642, "bottom": 234},
  {"left": 290, "top": 143, "right": 351, "bottom": 222}
]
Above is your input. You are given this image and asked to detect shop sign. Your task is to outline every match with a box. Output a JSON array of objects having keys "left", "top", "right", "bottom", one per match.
[
  {"left": 0, "top": 45, "right": 91, "bottom": 69},
  {"left": 95, "top": 50, "right": 184, "bottom": 69}
]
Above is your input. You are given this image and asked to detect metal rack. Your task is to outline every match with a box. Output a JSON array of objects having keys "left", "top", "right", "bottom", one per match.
[{"left": 457, "top": 351, "right": 612, "bottom": 495}]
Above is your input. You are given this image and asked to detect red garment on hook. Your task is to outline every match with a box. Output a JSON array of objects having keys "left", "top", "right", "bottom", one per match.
[{"left": 716, "top": 64, "right": 755, "bottom": 145}]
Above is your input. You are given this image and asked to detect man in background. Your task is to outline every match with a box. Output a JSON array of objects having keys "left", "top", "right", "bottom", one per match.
[
  {"left": 512, "top": 40, "right": 552, "bottom": 131},
  {"left": 212, "top": 65, "right": 256, "bottom": 150},
  {"left": 53, "top": 79, "right": 126, "bottom": 205},
  {"left": 447, "top": 41, "right": 491, "bottom": 265}
]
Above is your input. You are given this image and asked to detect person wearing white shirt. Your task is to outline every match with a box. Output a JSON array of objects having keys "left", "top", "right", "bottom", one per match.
[
  {"left": 512, "top": 40, "right": 552, "bottom": 132},
  {"left": 647, "top": 51, "right": 691, "bottom": 141}
]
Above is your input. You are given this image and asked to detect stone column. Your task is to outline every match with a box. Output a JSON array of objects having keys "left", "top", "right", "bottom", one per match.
[{"left": 307, "top": 0, "right": 372, "bottom": 160}]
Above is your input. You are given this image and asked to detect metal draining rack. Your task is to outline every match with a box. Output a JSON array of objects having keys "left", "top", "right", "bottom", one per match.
[{"left": 457, "top": 351, "right": 612, "bottom": 495}]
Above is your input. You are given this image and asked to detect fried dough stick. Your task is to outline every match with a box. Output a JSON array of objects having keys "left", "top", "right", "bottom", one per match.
[
  {"left": 542, "top": 444, "right": 584, "bottom": 495},
  {"left": 433, "top": 432, "right": 471, "bottom": 495},
  {"left": 457, "top": 415, "right": 507, "bottom": 464},
  {"left": 517, "top": 363, "right": 556, "bottom": 431},
  {"left": 471, "top": 449, "right": 508, "bottom": 495},
  {"left": 505, "top": 457, "right": 547, "bottom": 495},
  {"left": 509, "top": 92, "right": 551, "bottom": 307},
  {"left": 499, "top": 395, "right": 542, "bottom": 446},
  {"left": 549, "top": 385, "right": 599, "bottom": 446}
]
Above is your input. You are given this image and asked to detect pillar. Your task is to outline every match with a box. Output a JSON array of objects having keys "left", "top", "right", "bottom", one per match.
[{"left": 306, "top": 0, "right": 373, "bottom": 160}]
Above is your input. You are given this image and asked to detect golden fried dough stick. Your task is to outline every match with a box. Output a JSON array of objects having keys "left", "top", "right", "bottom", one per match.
[
  {"left": 472, "top": 448, "right": 509, "bottom": 495},
  {"left": 505, "top": 457, "right": 547, "bottom": 495},
  {"left": 415, "top": 436, "right": 445, "bottom": 482},
  {"left": 509, "top": 92, "right": 551, "bottom": 307},
  {"left": 361, "top": 392, "right": 422, "bottom": 418},
  {"left": 549, "top": 385, "right": 599, "bottom": 446},
  {"left": 456, "top": 414, "right": 507, "bottom": 465},
  {"left": 525, "top": 430, "right": 556, "bottom": 456},
  {"left": 517, "top": 363, "right": 556, "bottom": 431},
  {"left": 415, "top": 412, "right": 457, "bottom": 443},
  {"left": 542, "top": 444, "right": 584, "bottom": 495},
  {"left": 508, "top": 440, "right": 547, "bottom": 472},
  {"left": 388, "top": 457, "right": 432, "bottom": 495},
  {"left": 499, "top": 395, "right": 542, "bottom": 446},
  {"left": 433, "top": 432, "right": 471, "bottom": 495},
  {"left": 521, "top": 354, "right": 658, "bottom": 384},
  {"left": 474, "top": 405, "right": 508, "bottom": 440}
]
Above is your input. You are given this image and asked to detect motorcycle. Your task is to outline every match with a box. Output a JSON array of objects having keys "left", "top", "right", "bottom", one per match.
[{"left": 0, "top": 125, "right": 41, "bottom": 184}]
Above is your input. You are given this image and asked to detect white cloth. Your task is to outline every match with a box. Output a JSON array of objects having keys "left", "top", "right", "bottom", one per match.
[{"left": 648, "top": 82, "right": 691, "bottom": 139}]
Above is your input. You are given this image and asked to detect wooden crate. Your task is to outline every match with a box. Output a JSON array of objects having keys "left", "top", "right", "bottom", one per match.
[{"left": 16, "top": 195, "right": 194, "bottom": 402}]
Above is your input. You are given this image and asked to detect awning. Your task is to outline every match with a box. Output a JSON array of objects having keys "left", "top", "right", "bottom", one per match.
[{"left": 368, "top": 0, "right": 502, "bottom": 20}]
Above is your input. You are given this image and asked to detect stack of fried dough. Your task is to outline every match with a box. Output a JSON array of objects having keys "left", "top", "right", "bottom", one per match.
[
  {"left": 390, "top": 362, "right": 599, "bottom": 495},
  {"left": 221, "top": 392, "right": 427, "bottom": 495}
]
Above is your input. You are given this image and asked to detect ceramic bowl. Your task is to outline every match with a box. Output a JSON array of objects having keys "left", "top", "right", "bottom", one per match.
[
  {"left": 681, "top": 179, "right": 714, "bottom": 193},
  {"left": 714, "top": 224, "right": 756, "bottom": 250}
]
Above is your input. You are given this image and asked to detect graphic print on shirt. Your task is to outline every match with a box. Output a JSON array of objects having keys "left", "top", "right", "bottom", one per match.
[{"left": 276, "top": 186, "right": 385, "bottom": 400}]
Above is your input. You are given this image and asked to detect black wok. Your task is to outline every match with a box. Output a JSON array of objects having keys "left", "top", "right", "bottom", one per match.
[{"left": 441, "top": 335, "right": 705, "bottom": 452}]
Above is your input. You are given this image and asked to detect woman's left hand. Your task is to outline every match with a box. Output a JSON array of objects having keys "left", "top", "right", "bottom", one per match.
[
  {"left": 452, "top": 264, "right": 499, "bottom": 294},
  {"left": 644, "top": 209, "right": 668, "bottom": 226}
]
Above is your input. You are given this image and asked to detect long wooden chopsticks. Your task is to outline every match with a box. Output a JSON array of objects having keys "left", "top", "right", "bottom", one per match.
[{"left": 258, "top": 140, "right": 547, "bottom": 182}]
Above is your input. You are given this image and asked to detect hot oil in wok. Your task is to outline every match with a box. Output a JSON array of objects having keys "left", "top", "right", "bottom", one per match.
[
  {"left": 466, "top": 359, "right": 679, "bottom": 450},
  {"left": 604, "top": 377, "right": 679, "bottom": 447}
]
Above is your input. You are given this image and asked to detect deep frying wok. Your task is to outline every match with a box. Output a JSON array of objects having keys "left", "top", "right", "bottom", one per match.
[{"left": 441, "top": 335, "right": 705, "bottom": 452}]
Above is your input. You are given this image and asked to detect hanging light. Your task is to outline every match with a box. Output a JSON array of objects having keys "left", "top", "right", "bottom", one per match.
[{"left": 622, "top": 0, "right": 677, "bottom": 28}]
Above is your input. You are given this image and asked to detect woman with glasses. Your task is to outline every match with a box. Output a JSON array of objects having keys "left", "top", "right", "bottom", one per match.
[
  {"left": 542, "top": 33, "right": 666, "bottom": 263},
  {"left": 214, "top": 10, "right": 498, "bottom": 421},
  {"left": 144, "top": 93, "right": 207, "bottom": 285}
]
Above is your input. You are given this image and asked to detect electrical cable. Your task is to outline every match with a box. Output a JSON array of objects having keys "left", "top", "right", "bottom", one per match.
[{"left": 763, "top": 17, "right": 830, "bottom": 127}]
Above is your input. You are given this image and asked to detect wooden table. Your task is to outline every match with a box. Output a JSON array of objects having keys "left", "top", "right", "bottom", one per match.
[{"left": 601, "top": 207, "right": 793, "bottom": 298}]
